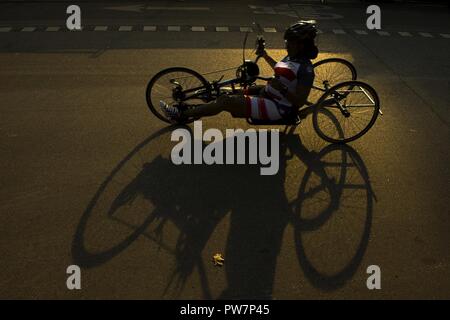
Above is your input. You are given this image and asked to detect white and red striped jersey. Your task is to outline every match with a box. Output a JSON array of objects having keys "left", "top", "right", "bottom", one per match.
[{"left": 264, "top": 56, "right": 315, "bottom": 108}]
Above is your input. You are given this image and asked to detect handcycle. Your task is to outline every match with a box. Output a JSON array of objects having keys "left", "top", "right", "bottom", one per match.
[{"left": 146, "top": 23, "right": 381, "bottom": 144}]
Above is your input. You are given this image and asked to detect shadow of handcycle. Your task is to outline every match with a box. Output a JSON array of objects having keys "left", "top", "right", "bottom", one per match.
[{"left": 72, "top": 122, "right": 375, "bottom": 298}]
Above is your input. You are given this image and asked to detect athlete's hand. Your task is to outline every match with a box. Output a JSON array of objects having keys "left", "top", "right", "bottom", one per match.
[
  {"left": 255, "top": 36, "right": 266, "bottom": 57},
  {"left": 255, "top": 48, "right": 267, "bottom": 57}
]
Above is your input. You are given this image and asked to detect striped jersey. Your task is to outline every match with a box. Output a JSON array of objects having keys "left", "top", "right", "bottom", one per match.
[{"left": 264, "top": 56, "right": 315, "bottom": 107}]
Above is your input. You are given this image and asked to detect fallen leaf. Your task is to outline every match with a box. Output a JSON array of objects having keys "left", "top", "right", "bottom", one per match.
[{"left": 213, "top": 253, "right": 225, "bottom": 266}]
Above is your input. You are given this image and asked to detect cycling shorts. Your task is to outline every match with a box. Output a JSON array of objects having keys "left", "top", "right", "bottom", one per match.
[{"left": 244, "top": 95, "right": 292, "bottom": 121}]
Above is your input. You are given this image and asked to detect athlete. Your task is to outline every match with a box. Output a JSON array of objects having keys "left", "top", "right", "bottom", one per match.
[{"left": 159, "top": 20, "right": 318, "bottom": 123}]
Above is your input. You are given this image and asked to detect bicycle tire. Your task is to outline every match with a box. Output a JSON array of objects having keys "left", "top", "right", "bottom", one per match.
[
  {"left": 146, "top": 67, "right": 211, "bottom": 123},
  {"left": 313, "top": 58, "right": 357, "bottom": 85},
  {"left": 310, "top": 58, "right": 357, "bottom": 103},
  {"left": 313, "top": 80, "right": 380, "bottom": 144}
]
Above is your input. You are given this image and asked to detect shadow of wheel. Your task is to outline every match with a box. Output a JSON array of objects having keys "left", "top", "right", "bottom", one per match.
[
  {"left": 72, "top": 126, "right": 176, "bottom": 268},
  {"left": 293, "top": 144, "right": 373, "bottom": 290},
  {"left": 289, "top": 107, "right": 346, "bottom": 231}
]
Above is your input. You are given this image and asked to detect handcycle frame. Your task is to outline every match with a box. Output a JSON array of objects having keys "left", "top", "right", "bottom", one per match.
[
  {"left": 169, "top": 59, "right": 378, "bottom": 127},
  {"left": 146, "top": 23, "right": 381, "bottom": 143}
]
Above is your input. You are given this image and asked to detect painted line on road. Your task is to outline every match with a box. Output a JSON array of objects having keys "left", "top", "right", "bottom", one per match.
[
  {"left": 216, "top": 26, "right": 229, "bottom": 32},
  {"left": 263, "top": 27, "right": 277, "bottom": 33},
  {"left": 146, "top": 6, "right": 210, "bottom": 11},
  {"left": 21, "top": 27, "right": 36, "bottom": 32},
  {"left": 0, "top": 25, "right": 448, "bottom": 41},
  {"left": 191, "top": 26, "right": 205, "bottom": 32},
  {"left": 240, "top": 27, "right": 252, "bottom": 32},
  {"left": 332, "top": 29, "right": 346, "bottom": 34},
  {"left": 104, "top": 5, "right": 210, "bottom": 12},
  {"left": 399, "top": 31, "right": 412, "bottom": 37},
  {"left": 94, "top": 26, "right": 108, "bottom": 31},
  {"left": 45, "top": 26, "right": 60, "bottom": 32},
  {"left": 377, "top": 31, "right": 390, "bottom": 36},
  {"left": 354, "top": 30, "right": 368, "bottom": 35},
  {"left": 419, "top": 32, "right": 433, "bottom": 38},
  {"left": 119, "top": 26, "right": 133, "bottom": 32}
]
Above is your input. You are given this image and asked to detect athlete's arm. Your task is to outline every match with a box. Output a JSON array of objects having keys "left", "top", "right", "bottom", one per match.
[{"left": 261, "top": 51, "right": 277, "bottom": 70}]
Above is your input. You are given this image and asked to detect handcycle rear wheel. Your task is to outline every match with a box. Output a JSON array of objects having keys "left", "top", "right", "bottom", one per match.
[
  {"left": 145, "top": 67, "right": 211, "bottom": 123},
  {"left": 313, "top": 80, "right": 380, "bottom": 144},
  {"left": 310, "top": 58, "right": 357, "bottom": 103}
]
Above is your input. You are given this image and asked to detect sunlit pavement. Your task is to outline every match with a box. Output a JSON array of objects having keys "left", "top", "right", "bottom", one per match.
[{"left": 0, "top": 1, "right": 449, "bottom": 299}]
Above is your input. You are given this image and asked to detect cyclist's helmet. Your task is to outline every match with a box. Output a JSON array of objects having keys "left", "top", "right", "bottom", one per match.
[{"left": 284, "top": 20, "right": 317, "bottom": 41}]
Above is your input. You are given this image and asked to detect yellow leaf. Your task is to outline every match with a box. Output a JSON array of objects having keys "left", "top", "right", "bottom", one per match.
[{"left": 213, "top": 253, "right": 225, "bottom": 266}]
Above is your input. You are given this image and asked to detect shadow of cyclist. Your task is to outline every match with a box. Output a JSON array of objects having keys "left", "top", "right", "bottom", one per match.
[{"left": 72, "top": 124, "right": 375, "bottom": 299}]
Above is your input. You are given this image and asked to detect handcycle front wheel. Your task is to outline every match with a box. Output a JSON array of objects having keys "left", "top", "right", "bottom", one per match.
[
  {"left": 313, "top": 80, "right": 380, "bottom": 144},
  {"left": 145, "top": 67, "right": 212, "bottom": 123}
]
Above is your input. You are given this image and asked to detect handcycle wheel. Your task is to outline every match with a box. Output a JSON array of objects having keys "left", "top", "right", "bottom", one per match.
[
  {"left": 310, "top": 58, "right": 357, "bottom": 103},
  {"left": 313, "top": 80, "right": 380, "bottom": 144},
  {"left": 146, "top": 67, "right": 211, "bottom": 123}
]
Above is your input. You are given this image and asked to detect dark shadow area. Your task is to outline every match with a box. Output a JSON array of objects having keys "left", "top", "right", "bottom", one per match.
[
  {"left": 72, "top": 124, "right": 375, "bottom": 299},
  {"left": 291, "top": 142, "right": 374, "bottom": 290}
]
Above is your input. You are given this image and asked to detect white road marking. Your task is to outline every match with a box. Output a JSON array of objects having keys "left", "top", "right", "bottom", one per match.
[
  {"left": 354, "top": 30, "right": 368, "bottom": 35},
  {"left": 398, "top": 31, "right": 412, "bottom": 37},
  {"left": 332, "top": 29, "right": 346, "bottom": 34},
  {"left": 240, "top": 27, "right": 253, "bottom": 32},
  {"left": 191, "top": 26, "right": 205, "bottom": 32},
  {"left": 216, "top": 27, "right": 229, "bottom": 32},
  {"left": 419, "top": 32, "right": 433, "bottom": 38},
  {"left": 147, "top": 6, "right": 210, "bottom": 11},
  {"left": 3, "top": 24, "right": 443, "bottom": 40},
  {"left": 21, "top": 27, "right": 36, "bottom": 32},
  {"left": 377, "top": 31, "right": 390, "bottom": 36},
  {"left": 119, "top": 26, "right": 133, "bottom": 31},
  {"left": 45, "top": 26, "right": 60, "bottom": 32},
  {"left": 104, "top": 5, "right": 210, "bottom": 12},
  {"left": 104, "top": 5, "right": 145, "bottom": 12},
  {"left": 263, "top": 27, "right": 277, "bottom": 33},
  {"left": 94, "top": 26, "right": 108, "bottom": 31}
]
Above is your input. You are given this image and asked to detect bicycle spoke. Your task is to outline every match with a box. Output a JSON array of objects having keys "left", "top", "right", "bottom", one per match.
[{"left": 147, "top": 67, "right": 211, "bottom": 123}]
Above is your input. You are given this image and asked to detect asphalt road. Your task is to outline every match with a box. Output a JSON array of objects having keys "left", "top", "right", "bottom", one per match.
[{"left": 0, "top": 0, "right": 449, "bottom": 299}]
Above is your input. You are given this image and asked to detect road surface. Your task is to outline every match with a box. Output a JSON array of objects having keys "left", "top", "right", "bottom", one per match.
[{"left": 0, "top": 0, "right": 449, "bottom": 299}]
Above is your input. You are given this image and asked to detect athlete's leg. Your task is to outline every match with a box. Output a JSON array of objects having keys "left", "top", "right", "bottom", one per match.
[
  {"left": 236, "top": 85, "right": 265, "bottom": 96},
  {"left": 182, "top": 85, "right": 266, "bottom": 119},
  {"left": 183, "top": 94, "right": 249, "bottom": 118}
]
